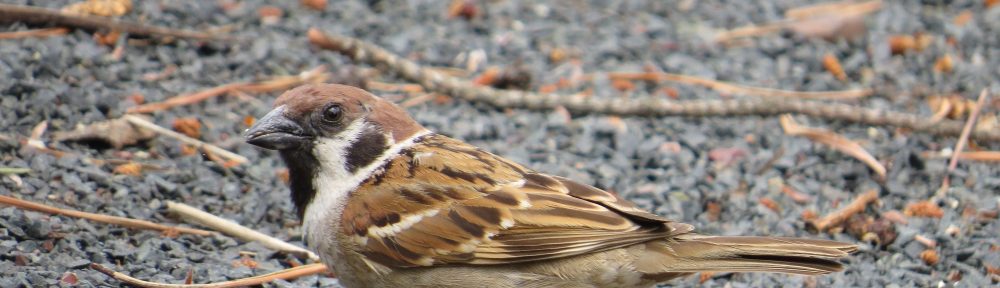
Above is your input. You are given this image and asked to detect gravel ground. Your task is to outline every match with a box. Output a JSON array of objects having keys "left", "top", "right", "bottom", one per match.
[{"left": 1, "top": 0, "right": 999, "bottom": 287}]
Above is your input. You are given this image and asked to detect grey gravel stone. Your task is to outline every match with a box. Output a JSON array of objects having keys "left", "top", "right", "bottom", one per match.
[{"left": 1, "top": 0, "right": 999, "bottom": 287}]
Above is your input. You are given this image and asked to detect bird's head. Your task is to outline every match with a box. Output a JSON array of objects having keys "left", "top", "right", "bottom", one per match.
[{"left": 244, "top": 84, "right": 425, "bottom": 216}]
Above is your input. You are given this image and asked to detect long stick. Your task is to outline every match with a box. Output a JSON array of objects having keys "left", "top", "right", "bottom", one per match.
[
  {"left": 122, "top": 115, "right": 248, "bottom": 165},
  {"left": 306, "top": 29, "right": 1000, "bottom": 142},
  {"left": 166, "top": 201, "right": 319, "bottom": 261},
  {"left": 91, "top": 263, "right": 328, "bottom": 288},
  {"left": 0, "top": 195, "right": 214, "bottom": 236},
  {"left": 0, "top": 4, "right": 230, "bottom": 41}
]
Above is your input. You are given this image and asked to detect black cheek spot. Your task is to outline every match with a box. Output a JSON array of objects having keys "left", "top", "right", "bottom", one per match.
[{"left": 345, "top": 129, "right": 389, "bottom": 172}]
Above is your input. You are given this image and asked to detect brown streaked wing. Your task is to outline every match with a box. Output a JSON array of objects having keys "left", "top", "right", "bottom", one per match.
[{"left": 339, "top": 134, "right": 688, "bottom": 268}]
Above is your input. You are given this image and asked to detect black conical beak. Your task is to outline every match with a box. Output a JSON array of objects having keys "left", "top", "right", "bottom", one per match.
[{"left": 245, "top": 106, "right": 311, "bottom": 150}]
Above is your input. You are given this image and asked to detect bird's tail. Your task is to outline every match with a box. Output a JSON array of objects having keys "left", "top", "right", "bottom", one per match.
[{"left": 636, "top": 235, "right": 858, "bottom": 277}]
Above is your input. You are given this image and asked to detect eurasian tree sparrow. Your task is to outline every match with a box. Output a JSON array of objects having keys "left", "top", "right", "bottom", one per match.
[{"left": 245, "top": 84, "right": 857, "bottom": 287}]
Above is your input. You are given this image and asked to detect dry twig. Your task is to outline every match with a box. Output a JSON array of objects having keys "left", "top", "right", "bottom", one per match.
[
  {"left": 0, "top": 195, "right": 214, "bottom": 236},
  {"left": 780, "top": 115, "right": 886, "bottom": 178},
  {"left": 922, "top": 151, "right": 1000, "bottom": 162},
  {"left": 90, "top": 262, "right": 328, "bottom": 288},
  {"left": 0, "top": 27, "right": 69, "bottom": 39},
  {"left": 127, "top": 66, "right": 328, "bottom": 114},
  {"left": 122, "top": 115, "right": 248, "bottom": 165},
  {"left": 807, "top": 189, "right": 879, "bottom": 232},
  {"left": 0, "top": 3, "right": 229, "bottom": 41},
  {"left": 165, "top": 201, "right": 319, "bottom": 261},
  {"left": 608, "top": 72, "right": 871, "bottom": 100},
  {"left": 306, "top": 28, "right": 1000, "bottom": 142},
  {"left": 937, "top": 89, "right": 989, "bottom": 198}
]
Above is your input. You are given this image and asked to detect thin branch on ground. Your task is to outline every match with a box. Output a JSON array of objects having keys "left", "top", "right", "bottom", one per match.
[
  {"left": 807, "top": 190, "right": 879, "bottom": 232},
  {"left": 165, "top": 201, "right": 320, "bottom": 262},
  {"left": 127, "top": 66, "right": 328, "bottom": 114},
  {"left": 921, "top": 151, "right": 1000, "bottom": 162},
  {"left": 936, "top": 89, "right": 989, "bottom": 198},
  {"left": 0, "top": 3, "right": 231, "bottom": 41},
  {"left": 127, "top": 84, "right": 245, "bottom": 114},
  {"left": 306, "top": 28, "right": 1000, "bottom": 142},
  {"left": 0, "top": 195, "right": 214, "bottom": 236},
  {"left": 608, "top": 72, "right": 872, "bottom": 100},
  {"left": 90, "top": 262, "right": 328, "bottom": 288},
  {"left": 780, "top": 115, "right": 886, "bottom": 178},
  {"left": 122, "top": 115, "right": 249, "bottom": 165},
  {"left": 0, "top": 27, "right": 69, "bottom": 39}
]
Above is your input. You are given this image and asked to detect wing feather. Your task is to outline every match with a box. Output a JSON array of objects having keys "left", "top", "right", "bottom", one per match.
[{"left": 340, "top": 134, "right": 687, "bottom": 267}]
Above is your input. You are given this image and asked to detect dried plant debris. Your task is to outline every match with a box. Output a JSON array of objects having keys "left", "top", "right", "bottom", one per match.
[
  {"left": 843, "top": 214, "right": 897, "bottom": 247},
  {"left": 780, "top": 115, "right": 886, "bottom": 178},
  {"left": 51, "top": 116, "right": 157, "bottom": 149},
  {"left": 715, "top": 0, "right": 882, "bottom": 43},
  {"left": 62, "top": 0, "right": 132, "bottom": 17}
]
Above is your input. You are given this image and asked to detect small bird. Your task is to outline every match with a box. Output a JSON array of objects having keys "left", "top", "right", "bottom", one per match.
[{"left": 245, "top": 84, "right": 857, "bottom": 287}]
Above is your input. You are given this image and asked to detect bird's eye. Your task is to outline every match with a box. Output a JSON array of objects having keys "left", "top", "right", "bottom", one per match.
[{"left": 322, "top": 104, "right": 343, "bottom": 123}]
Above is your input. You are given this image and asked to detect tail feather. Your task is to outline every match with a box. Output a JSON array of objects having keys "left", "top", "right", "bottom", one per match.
[{"left": 636, "top": 235, "right": 857, "bottom": 276}]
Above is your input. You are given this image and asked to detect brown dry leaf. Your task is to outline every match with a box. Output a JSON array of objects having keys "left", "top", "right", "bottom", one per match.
[
  {"left": 549, "top": 48, "right": 568, "bottom": 63},
  {"left": 786, "top": 1, "right": 876, "bottom": 41},
  {"left": 127, "top": 93, "right": 145, "bottom": 105},
  {"left": 822, "top": 53, "right": 847, "bottom": 81},
  {"left": 927, "top": 94, "right": 975, "bottom": 120},
  {"left": 234, "top": 255, "right": 259, "bottom": 269},
  {"left": 447, "top": 0, "right": 478, "bottom": 20},
  {"left": 660, "top": 86, "right": 680, "bottom": 99},
  {"left": 934, "top": 54, "right": 954, "bottom": 73},
  {"left": 987, "top": 264, "right": 1000, "bottom": 276},
  {"left": 179, "top": 144, "right": 198, "bottom": 156},
  {"left": 844, "top": 215, "right": 897, "bottom": 247},
  {"left": 781, "top": 185, "right": 813, "bottom": 204},
  {"left": 62, "top": 0, "right": 133, "bottom": 17},
  {"left": 905, "top": 201, "right": 944, "bottom": 218},
  {"left": 112, "top": 162, "right": 142, "bottom": 176},
  {"left": 276, "top": 168, "right": 291, "bottom": 184},
  {"left": 258, "top": 6, "right": 284, "bottom": 25},
  {"left": 889, "top": 33, "right": 933, "bottom": 55},
  {"left": 301, "top": 0, "right": 327, "bottom": 10},
  {"left": 920, "top": 249, "right": 939, "bottom": 265},
  {"left": 759, "top": 198, "right": 781, "bottom": 213},
  {"left": 611, "top": 79, "right": 635, "bottom": 92},
  {"left": 888, "top": 35, "right": 916, "bottom": 55},
  {"left": 472, "top": 67, "right": 501, "bottom": 86},
  {"left": 987, "top": 0, "right": 999, "bottom": 8},
  {"left": 881, "top": 210, "right": 909, "bottom": 224},
  {"left": 699, "top": 272, "right": 715, "bottom": 284},
  {"left": 52, "top": 116, "right": 157, "bottom": 149},
  {"left": 953, "top": 10, "right": 974, "bottom": 26},
  {"left": 780, "top": 115, "right": 886, "bottom": 178},
  {"left": 59, "top": 272, "right": 78, "bottom": 286},
  {"left": 171, "top": 118, "right": 202, "bottom": 139},
  {"left": 716, "top": 1, "right": 880, "bottom": 43},
  {"left": 801, "top": 209, "right": 818, "bottom": 222},
  {"left": 93, "top": 30, "right": 120, "bottom": 46},
  {"left": 184, "top": 269, "right": 194, "bottom": 285}
]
